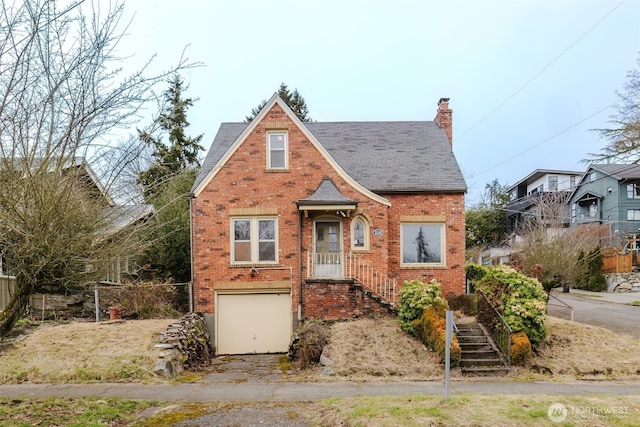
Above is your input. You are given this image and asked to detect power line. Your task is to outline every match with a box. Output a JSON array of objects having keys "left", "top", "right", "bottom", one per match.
[
  {"left": 457, "top": 0, "right": 626, "bottom": 142},
  {"left": 475, "top": 102, "right": 617, "bottom": 178}
]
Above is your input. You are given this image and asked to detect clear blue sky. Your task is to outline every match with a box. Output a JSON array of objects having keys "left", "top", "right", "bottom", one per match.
[{"left": 119, "top": 0, "right": 640, "bottom": 205}]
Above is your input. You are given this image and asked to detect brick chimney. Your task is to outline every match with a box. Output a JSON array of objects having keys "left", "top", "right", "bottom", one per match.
[{"left": 434, "top": 97, "right": 452, "bottom": 145}]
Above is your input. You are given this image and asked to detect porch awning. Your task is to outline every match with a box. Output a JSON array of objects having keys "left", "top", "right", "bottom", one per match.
[{"left": 297, "top": 177, "right": 357, "bottom": 215}]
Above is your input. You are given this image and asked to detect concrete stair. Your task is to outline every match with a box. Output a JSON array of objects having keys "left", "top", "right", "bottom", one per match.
[{"left": 456, "top": 321, "right": 510, "bottom": 376}]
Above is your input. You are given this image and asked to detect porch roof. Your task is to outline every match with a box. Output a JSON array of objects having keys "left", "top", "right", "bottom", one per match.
[{"left": 297, "top": 177, "right": 357, "bottom": 212}]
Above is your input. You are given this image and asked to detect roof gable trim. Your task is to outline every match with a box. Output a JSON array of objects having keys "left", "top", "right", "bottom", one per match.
[{"left": 192, "top": 94, "right": 391, "bottom": 206}]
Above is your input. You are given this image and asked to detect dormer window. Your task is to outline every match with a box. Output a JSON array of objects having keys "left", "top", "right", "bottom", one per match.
[{"left": 267, "top": 132, "right": 287, "bottom": 170}]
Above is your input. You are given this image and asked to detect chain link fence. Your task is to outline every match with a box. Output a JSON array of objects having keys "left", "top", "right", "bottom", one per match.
[
  {"left": 95, "top": 282, "right": 191, "bottom": 320},
  {"left": 24, "top": 282, "right": 191, "bottom": 322}
]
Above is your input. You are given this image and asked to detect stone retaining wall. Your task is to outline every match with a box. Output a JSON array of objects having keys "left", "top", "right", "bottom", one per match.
[{"left": 606, "top": 273, "right": 640, "bottom": 293}]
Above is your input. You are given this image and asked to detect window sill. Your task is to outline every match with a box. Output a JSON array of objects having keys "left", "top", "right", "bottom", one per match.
[
  {"left": 400, "top": 265, "right": 447, "bottom": 270},
  {"left": 229, "top": 262, "right": 280, "bottom": 268},
  {"left": 265, "top": 169, "right": 290, "bottom": 173}
]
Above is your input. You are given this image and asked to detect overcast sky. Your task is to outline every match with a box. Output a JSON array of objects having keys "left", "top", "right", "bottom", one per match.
[{"left": 117, "top": 0, "right": 640, "bottom": 205}]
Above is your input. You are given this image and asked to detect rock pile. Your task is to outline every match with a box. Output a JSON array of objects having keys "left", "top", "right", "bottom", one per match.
[{"left": 153, "top": 312, "right": 212, "bottom": 378}]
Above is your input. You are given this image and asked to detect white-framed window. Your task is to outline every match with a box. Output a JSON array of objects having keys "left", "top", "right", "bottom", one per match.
[
  {"left": 351, "top": 216, "right": 369, "bottom": 250},
  {"left": 627, "top": 184, "right": 640, "bottom": 199},
  {"left": 628, "top": 210, "right": 640, "bottom": 221},
  {"left": 549, "top": 176, "right": 558, "bottom": 191},
  {"left": 400, "top": 222, "right": 445, "bottom": 266},
  {"left": 590, "top": 172, "right": 597, "bottom": 182},
  {"left": 0, "top": 254, "right": 13, "bottom": 277},
  {"left": 232, "top": 217, "right": 277, "bottom": 263},
  {"left": 267, "top": 132, "right": 287, "bottom": 170}
]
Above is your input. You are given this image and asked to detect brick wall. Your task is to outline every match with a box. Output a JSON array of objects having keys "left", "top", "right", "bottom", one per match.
[
  {"left": 303, "top": 279, "right": 392, "bottom": 321},
  {"left": 192, "top": 102, "right": 467, "bottom": 321},
  {"left": 385, "top": 192, "right": 466, "bottom": 298}
]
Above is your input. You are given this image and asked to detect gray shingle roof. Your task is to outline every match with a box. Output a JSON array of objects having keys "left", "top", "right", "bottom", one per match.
[
  {"left": 298, "top": 177, "right": 357, "bottom": 205},
  {"left": 591, "top": 164, "right": 640, "bottom": 180},
  {"left": 192, "top": 120, "right": 467, "bottom": 194}
]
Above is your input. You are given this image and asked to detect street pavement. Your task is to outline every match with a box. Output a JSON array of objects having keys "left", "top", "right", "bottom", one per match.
[{"left": 548, "top": 288, "right": 640, "bottom": 337}]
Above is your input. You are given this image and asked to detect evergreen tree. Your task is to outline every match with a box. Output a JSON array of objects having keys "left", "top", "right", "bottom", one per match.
[
  {"left": 137, "top": 76, "right": 204, "bottom": 283},
  {"left": 245, "top": 82, "right": 311, "bottom": 122},
  {"left": 138, "top": 75, "right": 204, "bottom": 198}
]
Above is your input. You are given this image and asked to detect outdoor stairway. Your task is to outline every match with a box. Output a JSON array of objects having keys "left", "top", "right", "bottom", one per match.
[{"left": 456, "top": 320, "right": 510, "bottom": 376}]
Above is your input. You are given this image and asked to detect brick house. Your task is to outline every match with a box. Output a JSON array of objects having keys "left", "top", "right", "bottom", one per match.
[{"left": 191, "top": 94, "right": 467, "bottom": 354}]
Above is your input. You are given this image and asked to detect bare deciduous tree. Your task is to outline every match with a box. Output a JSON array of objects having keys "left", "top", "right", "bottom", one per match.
[
  {"left": 0, "top": 0, "right": 197, "bottom": 336},
  {"left": 513, "top": 192, "right": 604, "bottom": 294}
]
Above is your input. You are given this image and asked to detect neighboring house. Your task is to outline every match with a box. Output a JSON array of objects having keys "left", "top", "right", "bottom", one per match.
[
  {"left": 191, "top": 94, "right": 467, "bottom": 355},
  {"left": 478, "top": 169, "right": 581, "bottom": 267},
  {"left": 0, "top": 158, "right": 153, "bottom": 311},
  {"left": 568, "top": 164, "right": 640, "bottom": 247},
  {"left": 506, "top": 169, "right": 582, "bottom": 233}
]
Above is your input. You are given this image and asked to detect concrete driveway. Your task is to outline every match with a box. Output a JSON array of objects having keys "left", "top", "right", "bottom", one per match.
[{"left": 548, "top": 289, "right": 640, "bottom": 338}]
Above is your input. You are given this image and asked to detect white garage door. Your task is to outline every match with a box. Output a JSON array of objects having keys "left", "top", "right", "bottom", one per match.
[{"left": 216, "top": 292, "right": 291, "bottom": 355}]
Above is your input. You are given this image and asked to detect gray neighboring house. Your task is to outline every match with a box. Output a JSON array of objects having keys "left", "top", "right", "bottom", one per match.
[
  {"left": 568, "top": 164, "right": 640, "bottom": 245},
  {"left": 506, "top": 169, "right": 582, "bottom": 234}
]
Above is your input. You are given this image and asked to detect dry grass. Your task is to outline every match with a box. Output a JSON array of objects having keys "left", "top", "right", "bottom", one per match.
[
  {"left": 307, "top": 316, "right": 444, "bottom": 381},
  {"left": 518, "top": 316, "right": 640, "bottom": 380},
  {"left": 0, "top": 319, "right": 174, "bottom": 384},
  {"left": 2, "top": 314, "right": 639, "bottom": 385}
]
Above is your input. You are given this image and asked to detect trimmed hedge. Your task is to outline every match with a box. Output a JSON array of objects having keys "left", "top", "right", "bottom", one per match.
[
  {"left": 510, "top": 331, "right": 532, "bottom": 365},
  {"left": 398, "top": 279, "right": 446, "bottom": 335},
  {"left": 413, "top": 305, "right": 461, "bottom": 366},
  {"left": 476, "top": 265, "right": 548, "bottom": 349}
]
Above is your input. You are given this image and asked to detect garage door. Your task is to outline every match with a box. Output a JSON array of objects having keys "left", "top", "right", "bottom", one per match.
[{"left": 216, "top": 292, "right": 291, "bottom": 355}]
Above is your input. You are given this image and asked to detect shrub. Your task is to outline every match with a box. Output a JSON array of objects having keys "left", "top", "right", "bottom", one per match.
[
  {"left": 575, "top": 246, "right": 607, "bottom": 292},
  {"left": 413, "top": 306, "right": 461, "bottom": 365},
  {"left": 289, "top": 321, "right": 329, "bottom": 369},
  {"left": 476, "top": 265, "right": 548, "bottom": 349},
  {"left": 103, "top": 283, "right": 183, "bottom": 319},
  {"left": 398, "top": 279, "right": 447, "bottom": 335},
  {"left": 466, "top": 263, "right": 489, "bottom": 283},
  {"left": 510, "top": 331, "right": 532, "bottom": 365}
]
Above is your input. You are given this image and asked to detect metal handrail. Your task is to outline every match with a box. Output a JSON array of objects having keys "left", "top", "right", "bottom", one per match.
[
  {"left": 477, "top": 289, "right": 512, "bottom": 366},
  {"left": 548, "top": 288, "right": 574, "bottom": 321}
]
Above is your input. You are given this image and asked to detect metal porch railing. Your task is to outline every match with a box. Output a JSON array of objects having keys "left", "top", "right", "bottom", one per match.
[{"left": 306, "top": 251, "right": 397, "bottom": 305}]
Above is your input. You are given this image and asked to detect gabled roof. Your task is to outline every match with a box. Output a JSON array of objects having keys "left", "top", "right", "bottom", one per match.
[
  {"left": 297, "top": 177, "right": 357, "bottom": 206},
  {"left": 589, "top": 164, "right": 640, "bottom": 180},
  {"left": 192, "top": 94, "right": 467, "bottom": 198}
]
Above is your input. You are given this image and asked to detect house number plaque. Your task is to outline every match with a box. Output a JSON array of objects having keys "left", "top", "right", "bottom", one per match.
[{"left": 373, "top": 229, "right": 383, "bottom": 236}]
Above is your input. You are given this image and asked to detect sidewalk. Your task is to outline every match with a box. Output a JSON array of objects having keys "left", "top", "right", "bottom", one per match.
[
  {"left": 549, "top": 288, "right": 640, "bottom": 305},
  {"left": 1, "top": 379, "right": 639, "bottom": 402},
  {"left": 568, "top": 288, "right": 640, "bottom": 304}
]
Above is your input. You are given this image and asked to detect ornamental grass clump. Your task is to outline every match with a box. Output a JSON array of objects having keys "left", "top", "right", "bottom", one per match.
[
  {"left": 398, "top": 279, "right": 446, "bottom": 335},
  {"left": 476, "top": 265, "right": 548, "bottom": 349}
]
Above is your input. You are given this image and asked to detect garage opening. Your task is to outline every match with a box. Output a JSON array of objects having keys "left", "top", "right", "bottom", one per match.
[{"left": 216, "top": 291, "right": 292, "bottom": 355}]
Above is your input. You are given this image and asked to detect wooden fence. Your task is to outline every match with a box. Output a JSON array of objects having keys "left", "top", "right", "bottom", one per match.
[{"left": 601, "top": 249, "right": 632, "bottom": 273}]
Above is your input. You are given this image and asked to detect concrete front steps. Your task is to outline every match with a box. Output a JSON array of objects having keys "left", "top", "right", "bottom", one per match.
[{"left": 456, "top": 321, "right": 510, "bottom": 376}]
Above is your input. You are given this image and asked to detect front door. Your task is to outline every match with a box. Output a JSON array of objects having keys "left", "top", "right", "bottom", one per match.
[{"left": 313, "top": 221, "right": 342, "bottom": 278}]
